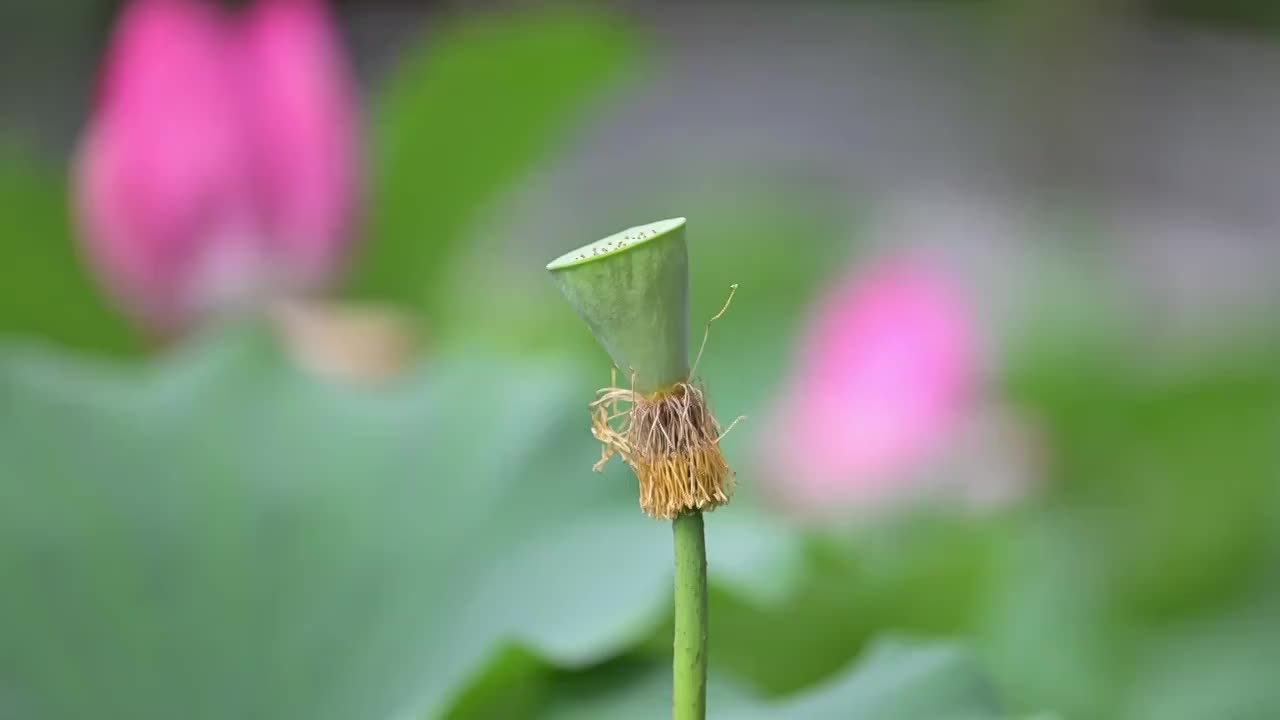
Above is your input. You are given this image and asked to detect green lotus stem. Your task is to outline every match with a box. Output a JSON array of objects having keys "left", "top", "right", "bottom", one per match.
[
  {"left": 548, "top": 217, "right": 729, "bottom": 720},
  {"left": 672, "top": 510, "right": 708, "bottom": 719}
]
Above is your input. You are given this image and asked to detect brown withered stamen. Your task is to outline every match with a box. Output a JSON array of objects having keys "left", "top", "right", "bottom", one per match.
[{"left": 590, "top": 378, "right": 738, "bottom": 520}]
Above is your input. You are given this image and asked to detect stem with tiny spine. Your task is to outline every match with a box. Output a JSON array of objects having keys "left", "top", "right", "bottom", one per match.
[{"left": 672, "top": 510, "right": 708, "bottom": 720}]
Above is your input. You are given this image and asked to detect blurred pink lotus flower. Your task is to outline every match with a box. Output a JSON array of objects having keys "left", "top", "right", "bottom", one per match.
[
  {"left": 75, "top": 0, "right": 360, "bottom": 335},
  {"left": 764, "top": 256, "right": 978, "bottom": 514}
]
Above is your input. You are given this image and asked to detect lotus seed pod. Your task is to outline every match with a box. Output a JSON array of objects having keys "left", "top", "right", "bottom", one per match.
[
  {"left": 547, "top": 218, "right": 689, "bottom": 394},
  {"left": 548, "top": 218, "right": 734, "bottom": 520}
]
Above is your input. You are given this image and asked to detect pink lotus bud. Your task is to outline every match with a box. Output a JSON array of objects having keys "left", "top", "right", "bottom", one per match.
[
  {"left": 240, "top": 0, "right": 360, "bottom": 289},
  {"left": 763, "top": 256, "right": 978, "bottom": 514},
  {"left": 74, "top": 0, "right": 360, "bottom": 335},
  {"left": 75, "top": 0, "right": 248, "bottom": 332}
]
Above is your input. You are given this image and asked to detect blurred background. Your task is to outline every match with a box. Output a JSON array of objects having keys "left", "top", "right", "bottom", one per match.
[{"left": 2, "top": 0, "right": 1279, "bottom": 718}]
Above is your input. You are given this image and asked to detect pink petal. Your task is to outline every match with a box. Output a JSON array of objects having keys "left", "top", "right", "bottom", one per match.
[
  {"left": 238, "top": 0, "right": 361, "bottom": 289},
  {"left": 75, "top": 0, "right": 254, "bottom": 332},
  {"left": 766, "top": 256, "right": 977, "bottom": 512}
]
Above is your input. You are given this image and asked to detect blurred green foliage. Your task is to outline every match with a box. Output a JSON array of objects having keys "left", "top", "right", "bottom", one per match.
[
  {"left": 0, "top": 149, "right": 139, "bottom": 355},
  {"left": 0, "top": 329, "right": 1005, "bottom": 719},
  {"left": 351, "top": 9, "right": 635, "bottom": 336},
  {"left": 544, "top": 639, "right": 1004, "bottom": 719},
  {"left": 0, "top": 330, "right": 658, "bottom": 719}
]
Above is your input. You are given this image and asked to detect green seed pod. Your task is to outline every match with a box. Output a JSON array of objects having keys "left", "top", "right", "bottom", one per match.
[
  {"left": 546, "top": 217, "right": 689, "bottom": 394},
  {"left": 547, "top": 218, "right": 733, "bottom": 520},
  {"left": 548, "top": 217, "right": 727, "bottom": 717}
]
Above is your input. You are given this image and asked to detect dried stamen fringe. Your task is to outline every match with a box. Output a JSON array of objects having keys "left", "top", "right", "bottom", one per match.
[{"left": 591, "top": 378, "right": 740, "bottom": 520}]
